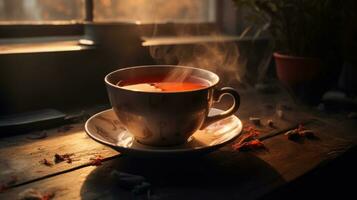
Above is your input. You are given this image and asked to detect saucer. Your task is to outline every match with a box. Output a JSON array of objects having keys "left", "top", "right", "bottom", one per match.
[{"left": 85, "top": 108, "right": 242, "bottom": 157}]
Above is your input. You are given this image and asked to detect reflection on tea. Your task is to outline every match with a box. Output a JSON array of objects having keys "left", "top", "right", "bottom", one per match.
[{"left": 117, "top": 76, "right": 210, "bottom": 92}]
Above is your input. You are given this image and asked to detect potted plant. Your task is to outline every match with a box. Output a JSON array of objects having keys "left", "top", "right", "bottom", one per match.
[{"left": 232, "top": 0, "right": 343, "bottom": 104}]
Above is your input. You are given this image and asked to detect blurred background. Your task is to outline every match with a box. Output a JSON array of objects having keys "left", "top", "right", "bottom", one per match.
[{"left": 0, "top": 0, "right": 356, "bottom": 115}]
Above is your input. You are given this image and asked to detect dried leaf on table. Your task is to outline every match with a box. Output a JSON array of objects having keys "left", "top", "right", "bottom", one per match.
[
  {"left": 39, "top": 159, "right": 53, "bottom": 167},
  {"left": 237, "top": 131, "right": 258, "bottom": 144},
  {"left": 285, "top": 124, "right": 317, "bottom": 141},
  {"left": 54, "top": 153, "right": 74, "bottom": 164},
  {"left": 243, "top": 124, "right": 262, "bottom": 135},
  {"left": 232, "top": 125, "right": 265, "bottom": 151},
  {"left": 89, "top": 155, "right": 104, "bottom": 166},
  {"left": 233, "top": 139, "right": 266, "bottom": 151}
]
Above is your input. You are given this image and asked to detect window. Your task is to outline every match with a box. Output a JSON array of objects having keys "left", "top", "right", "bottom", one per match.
[
  {"left": 0, "top": 0, "right": 217, "bottom": 40},
  {"left": 93, "top": 0, "right": 216, "bottom": 23},
  {"left": 0, "top": 0, "right": 216, "bottom": 25},
  {"left": 0, "top": 0, "right": 85, "bottom": 24},
  {"left": 0, "top": 0, "right": 218, "bottom": 53}
]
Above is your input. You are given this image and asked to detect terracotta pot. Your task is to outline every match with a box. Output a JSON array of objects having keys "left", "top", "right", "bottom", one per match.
[
  {"left": 273, "top": 52, "right": 322, "bottom": 86},
  {"left": 273, "top": 52, "right": 327, "bottom": 105}
]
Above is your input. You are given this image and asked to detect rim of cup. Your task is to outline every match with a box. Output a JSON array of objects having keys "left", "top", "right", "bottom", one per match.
[{"left": 104, "top": 65, "right": 220, "bottom": 93}]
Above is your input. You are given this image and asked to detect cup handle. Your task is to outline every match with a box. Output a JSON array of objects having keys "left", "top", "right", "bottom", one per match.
[{"left": 200, "top": 87, "right": 240, "bottom": 129}]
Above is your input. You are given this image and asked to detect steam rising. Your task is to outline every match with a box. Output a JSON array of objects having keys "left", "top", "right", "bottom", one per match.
[
  {"left": 136, "top": 0, "right": 247, "bottom": 84},
  {"left": 148, "top": 35, "right": 246, "bottom": 83}
]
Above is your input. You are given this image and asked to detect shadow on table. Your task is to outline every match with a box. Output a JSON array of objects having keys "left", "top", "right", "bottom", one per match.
[{"left": 80, "top": 150, "right": 285, "bottom": 200}]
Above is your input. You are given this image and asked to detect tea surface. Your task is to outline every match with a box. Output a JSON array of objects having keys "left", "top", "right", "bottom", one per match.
[{"left": 117, "top": 76, "right": 210, "bottom": 92}]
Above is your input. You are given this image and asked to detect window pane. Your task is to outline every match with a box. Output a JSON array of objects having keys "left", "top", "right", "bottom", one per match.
[
  {"left": 0, "top": 0, "right": 84, "bottom": 24},
  {"left": 94, "top": 0, "right": 216, "bottom": 23}
]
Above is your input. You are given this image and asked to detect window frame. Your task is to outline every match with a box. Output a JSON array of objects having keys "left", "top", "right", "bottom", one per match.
[{"left": 0, "top": 24, "right": 84, "bottom": 39}]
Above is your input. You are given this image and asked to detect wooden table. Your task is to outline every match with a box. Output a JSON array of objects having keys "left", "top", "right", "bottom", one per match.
[{"left": 1, "top": 88, "right": 356, "bottom": 200}]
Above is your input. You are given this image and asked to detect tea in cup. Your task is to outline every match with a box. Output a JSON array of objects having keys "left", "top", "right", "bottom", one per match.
[{"left": 105, "top": 65, "right": 240, "bottom": 146}]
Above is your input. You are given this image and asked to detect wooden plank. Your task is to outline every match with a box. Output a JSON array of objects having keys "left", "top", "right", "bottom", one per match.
[
  {"left": 0, "top": 89, "right": 306, "bottom": 188},
  {"left": 0, "top": 119, "right": 354, "bottom": 200},
  {"left": 0, "top": 115, "right": 297, "bottom": 189},
  {"left": 0, "top": 88, "right": 348, "bottom": 199},
  {"left": 0, "top": 123, "right": 119, "bottom": 187},
  {"left": 1, "top": 76, "right": 355, "bottom": 199},
  {"left": 255, "top": 128, "right": 354, "bottom": 182}
]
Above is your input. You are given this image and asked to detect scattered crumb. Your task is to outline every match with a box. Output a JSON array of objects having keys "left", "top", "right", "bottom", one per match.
[
  {"left": 54, "top": 153, "right": 74, "bottom": 164},
  {"left": 267, "top": 119, "right": 275, "bottom": 128},
  {"left": 26, "top": 131, "right": 47, "bottom": 140},
  {"left": 39, "top": 159, "right": 53, "bottom": 167}
]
